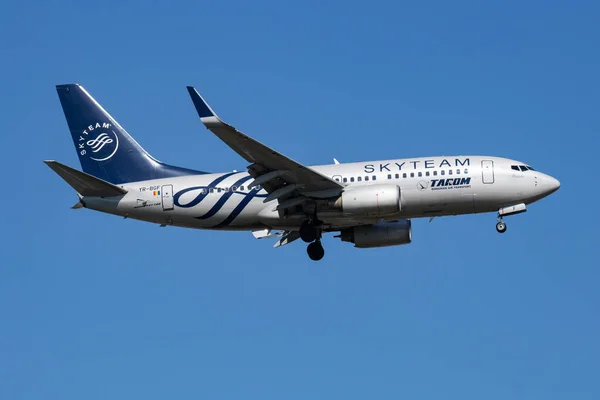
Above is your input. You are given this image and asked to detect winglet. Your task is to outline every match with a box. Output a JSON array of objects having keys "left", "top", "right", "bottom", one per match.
[{"left": 186, "top": 86, "right": 218, "bottom": 120}]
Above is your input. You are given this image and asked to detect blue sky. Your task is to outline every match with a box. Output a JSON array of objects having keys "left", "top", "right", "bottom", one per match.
[{"left": 1, "top": 0, "right": 599, "bottom": 398}]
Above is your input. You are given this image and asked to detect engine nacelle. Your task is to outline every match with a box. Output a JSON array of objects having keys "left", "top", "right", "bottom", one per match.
[
  {"left": 339, "top": 220, "right": 412, "bottom": 248},
  {"left": 335, "top": 184, "right": 401, "bottom": 217}
]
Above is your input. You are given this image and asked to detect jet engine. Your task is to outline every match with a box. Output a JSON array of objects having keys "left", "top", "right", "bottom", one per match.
[
  {"left": 333, "top": 184, "right": 401, "bottom": 217},
  {"left": 338, "top": 220, "right": 412, "bottom": 248}
]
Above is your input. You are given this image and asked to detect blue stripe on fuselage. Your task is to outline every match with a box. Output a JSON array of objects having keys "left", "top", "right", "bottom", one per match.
[
  {"left": 195, "top": 175, "right": 254, "bottom": 220},
  {"left": 172, "top": 172, "right": 268, "bottom": 228},
  {"left": 173, "top": 172, "right": 239, "bottom": 208},
  {"left": 212, "top": 186, "right": 264, "bottom": 228}
]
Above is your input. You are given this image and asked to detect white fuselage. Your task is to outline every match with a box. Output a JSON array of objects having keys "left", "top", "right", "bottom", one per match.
[{"left": 82, "top": 156, "right": 559, "bottom": 231}]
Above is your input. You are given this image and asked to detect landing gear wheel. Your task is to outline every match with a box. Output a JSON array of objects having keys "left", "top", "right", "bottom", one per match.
[
  {"left": 307, "top": 241, "right": 325, "bottom": 261},
  {"left": 299, "top": 220, "right": 318, "bottom": 243},
  {"left": 496, "top": 221, "right": 507, "bottom": 233}
]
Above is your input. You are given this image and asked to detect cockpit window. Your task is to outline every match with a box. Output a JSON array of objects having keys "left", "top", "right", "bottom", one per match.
[
  {"left": 511, "top": 165, "right": 520, "bottom": 171},
  {"left": 519, "top": 166, "right": 528, "bottom": 171},
  {"left": 527, "top": 166, "right": 535, "bottom": 171}
]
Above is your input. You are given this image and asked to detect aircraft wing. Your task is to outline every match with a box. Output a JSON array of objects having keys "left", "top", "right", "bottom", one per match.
[{"left": 186, "top": 87, "right": 343, "bottom": 201}]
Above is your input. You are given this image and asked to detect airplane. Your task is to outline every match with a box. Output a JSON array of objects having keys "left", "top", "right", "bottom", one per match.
[{"left": 45, "top": 84, "right": 561, "bottom": 261}]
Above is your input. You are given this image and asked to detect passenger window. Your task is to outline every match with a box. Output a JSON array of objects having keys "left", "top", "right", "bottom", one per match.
[
  {"left": 387, "top": 174, "right": 392, "bottom": 180},
  {"left": 410, "top": 173, "right": 414, "bottom": 178},
  {"left": 372, "top": 176, "right": 376, "bottom": 181},
  {"left": 350, "top": 177, "right": 355, "bottom": 182},
  {"left": 365, "top": 176, "right": 369, "bottom": 181},
  {"left": 441, "top": 170, "right": 445, "bottom": 176},
  {"left": 402, "top": 173, "right": 407, "bottom": 178},
  {"left": 418, "top": 172, "right": 422, "bottom": 177},
  {"left": 464, "top": 169, "right": 468, "bottom": 174},
  {"left": 456, "top": 169, "right": 460, "bottom": 174},
  {"left": 232, "top": 186, "right": 237, "bottom": 191},
  {"left": 395, "top": 174, "right": 400, "bottom": 179},
  {"left": 357, "top": 177, "right": 362, "bottom": 182},
  {"left": 240, "top": 186, "right": 244, "bottom": 191},
  {"left": 209, "top": 188, "right": 214, "bottom": 193},
  {"left": 343, "top": 177, "right": 347, "bottom": 183},
  {"left": 448, "top": 170, "right": 452, "bottom": 175},
  {"left": 217, "top": 188, "right": 221, "bottom": 193},
  {"left": 433, "top": 171, "right": 437, "bottom": 176}
]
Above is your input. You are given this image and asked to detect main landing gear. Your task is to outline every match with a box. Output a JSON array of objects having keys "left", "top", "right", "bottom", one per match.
[
  {"left": 299, "top": 220, "right": 318, "bottom": 243},
  {"left": 307, "top": 241, "right": 325, "bottom": 261},
  {"left": 300, "top": 219, "right": 325, "bottom": 261}
]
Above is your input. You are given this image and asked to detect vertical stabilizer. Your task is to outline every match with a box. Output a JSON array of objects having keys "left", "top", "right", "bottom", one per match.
[{"left": 56, "top": 84, "right": 205, "bottom": 184}]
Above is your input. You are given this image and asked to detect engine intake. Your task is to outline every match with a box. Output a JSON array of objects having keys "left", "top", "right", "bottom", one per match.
[
  {"left": 334, "top": 184, "right": 401, "bottom": 217},
  {"left": 339, "top": 220, "right": 412, "bottom": 248}
]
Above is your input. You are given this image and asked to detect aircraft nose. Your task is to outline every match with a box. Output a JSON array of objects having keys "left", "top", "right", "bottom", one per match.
[
  {"left": 543, "top": 175, "right": 561, "bottom": 195},
  {"left": 550, "top": 176, "right": 560, "bottom": 191}
]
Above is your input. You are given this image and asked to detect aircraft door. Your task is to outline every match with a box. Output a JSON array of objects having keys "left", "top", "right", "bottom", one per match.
[
  {"left": 481, "top": 160, "right": 495, "bottom": 184},
  {"left": 161, "top": 184, "right": 174, "bottom": 211}
]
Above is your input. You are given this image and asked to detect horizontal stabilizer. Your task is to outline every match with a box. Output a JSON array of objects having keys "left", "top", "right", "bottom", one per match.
[{"left": 44, "top": 160, "right": 128, "bottom": 197}]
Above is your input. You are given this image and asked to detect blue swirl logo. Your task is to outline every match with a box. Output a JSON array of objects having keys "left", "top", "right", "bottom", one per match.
[
  {"left": 87, "top": 133, "right": 114, "bottom": 153},
  {"left": 86, "top": 131, "right": 119, "bottom": 161},
  {"left": 173, "top": 172, "right": 267, "bottom": 228}
]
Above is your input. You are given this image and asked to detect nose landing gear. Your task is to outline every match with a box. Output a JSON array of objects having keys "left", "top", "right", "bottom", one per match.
[
  {"left": 496, "top": 220, "right": 507, "bottom": 233},
  {"left": 495, "top": 203, "right": 526, "bottom": 233}
]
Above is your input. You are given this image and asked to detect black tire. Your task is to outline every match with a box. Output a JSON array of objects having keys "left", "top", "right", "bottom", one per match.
[
  {"left": 496, "top": 221, "right": 507, "bottom": 233},
  {"left": 299, "top": 220, "right": 318, "bottom": 243},
  {"left": 307, "top": 241, "right": 325, "bottom": 261}
]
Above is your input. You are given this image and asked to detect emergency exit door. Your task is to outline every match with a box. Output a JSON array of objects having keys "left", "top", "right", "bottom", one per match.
[
  {"left": 161, "top": 185, "right": 174, "bottom": 211},
  {"left": 481, "top": 160, "right": 495, "bottom": 184}
]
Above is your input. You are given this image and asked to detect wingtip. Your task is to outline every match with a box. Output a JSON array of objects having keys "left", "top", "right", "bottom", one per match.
[{"left": 186, "top": 86, "right": 216, "bottom": 119}]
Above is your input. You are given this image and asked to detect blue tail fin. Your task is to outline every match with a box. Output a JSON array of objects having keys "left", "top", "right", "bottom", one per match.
[{"left": 56, "top": 84, "right": 206, "bottom": 184}]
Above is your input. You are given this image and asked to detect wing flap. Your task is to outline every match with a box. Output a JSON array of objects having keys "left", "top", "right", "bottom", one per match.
[{"left": 274, "top": 231, "right": 300, "bottom": 248}]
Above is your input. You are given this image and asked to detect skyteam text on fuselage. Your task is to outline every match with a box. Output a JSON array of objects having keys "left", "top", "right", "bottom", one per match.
[{"left": 46, "top": 84, "right": 560, "bottom": 260}]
